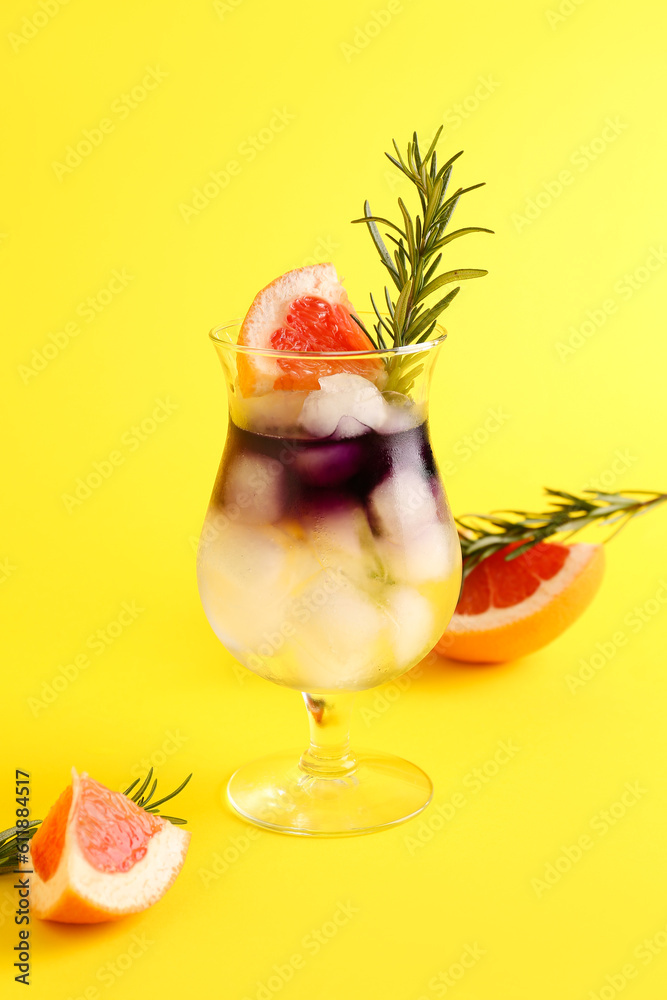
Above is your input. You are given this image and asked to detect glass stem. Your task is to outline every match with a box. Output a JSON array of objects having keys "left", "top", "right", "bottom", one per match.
[{"left": 300, "top": 693, "right": 357, "bottom": 778}]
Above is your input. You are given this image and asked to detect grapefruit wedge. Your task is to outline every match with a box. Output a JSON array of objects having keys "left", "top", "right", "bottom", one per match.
[
  {"left": 236, "top": 263, "right": 383, "bottom": 395},
  {"left": 437, "top": 541, "right": 605, "bottom": 663},
  {"left": 30, "top": 770, "right": 190, "bottom": 923}
]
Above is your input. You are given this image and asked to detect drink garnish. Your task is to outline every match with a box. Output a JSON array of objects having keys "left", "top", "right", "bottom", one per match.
[
  {"left": 439, "top": 488, "right": 666, "bottom": 663},
  {"left": 458, "top": 488, "right": 667, "bottom": 579},
  {"left": 352, "top": 127, "right": 492, "bottom": 387}
]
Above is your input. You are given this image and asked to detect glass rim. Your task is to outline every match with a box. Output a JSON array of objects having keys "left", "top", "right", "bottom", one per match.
[{"left": 208, "top": 316, "right": 447, "bottom": 360}]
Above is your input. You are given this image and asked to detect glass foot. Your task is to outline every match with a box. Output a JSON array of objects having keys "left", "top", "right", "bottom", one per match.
[{"left": 226, "top": 749, "right": 433, "bottom": 837}]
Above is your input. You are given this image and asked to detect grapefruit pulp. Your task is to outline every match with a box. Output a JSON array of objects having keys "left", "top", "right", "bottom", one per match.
[{"left": 437, "top": 541, "right": 605, "bottom": 663}]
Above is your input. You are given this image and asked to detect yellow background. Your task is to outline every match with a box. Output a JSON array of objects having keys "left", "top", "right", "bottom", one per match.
[{"left": 2, "top": 0, "right": 667, "bottom": 997}]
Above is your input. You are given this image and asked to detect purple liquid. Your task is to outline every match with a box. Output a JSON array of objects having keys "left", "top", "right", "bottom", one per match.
[{"left": 212, "top": 420, "right": 441, "bottom": 522}]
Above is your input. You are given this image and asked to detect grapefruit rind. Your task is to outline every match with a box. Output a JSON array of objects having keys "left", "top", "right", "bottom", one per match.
[
  {"left": 438, "top": 543, "right": 605, "bottom": 663},
  {"left": 236, "top": 263, "right": 380, "bottom": 396},
  {"left": 30, "top": 770, "right": 191, "bottom": 924}
]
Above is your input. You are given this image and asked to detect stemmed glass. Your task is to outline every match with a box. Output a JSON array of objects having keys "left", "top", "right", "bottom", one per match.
[{"left": 197, "top": 321, "right": 461, "bottom": 835}]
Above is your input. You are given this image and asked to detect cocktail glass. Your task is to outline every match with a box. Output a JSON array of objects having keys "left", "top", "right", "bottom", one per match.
[{"left": 197, "top": 321, "right": 461, "bottom": 835}]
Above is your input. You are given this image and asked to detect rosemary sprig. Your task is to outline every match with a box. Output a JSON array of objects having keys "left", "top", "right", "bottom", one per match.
[
  {"left": 458, "top": 488, "right": 667, "bottom": 579},
  {"left": 123, "top": 767, "right": 192, "bottom": 825},
  {"left": 352, "top": 127, "right": 492, "bottom": 356},
  {"left": 0, "top": 768, "right": 193, "bottom": 874},
  {"left": 0, "top": 822, "right": 40, "bottom": 876}
]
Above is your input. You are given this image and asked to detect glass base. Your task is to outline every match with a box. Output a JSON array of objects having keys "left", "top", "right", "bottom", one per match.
[{"left": 226, "top": 749, "right": 433, "bottom": 837}]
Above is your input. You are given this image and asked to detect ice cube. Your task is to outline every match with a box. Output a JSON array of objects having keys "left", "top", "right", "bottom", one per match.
[
  {"left": 197, "top": 518, "right": 286, "bottom": 651},
  {"left": 293, "top": 440, "right": 364, "bottom": 487},
  {"left": 232, "top": 389, "right": 309, "bottom": 435},
  {"left": 303, "top": 499, "right": 378, "bottom": 583},
  {"left": 386, "top": 585, "right": 435, "bottom": 669},
  {"left": 223, "top": 452, "right": 286, "bottom": 524},
  {"left": 197, "top": 516, "right": 321, "bottom": 656},
  {"left": 299, "top": 374, "right": 387, "bottom": 438},
  {"left": 378, "top": 522, "right": 456, "bottom": 584},
  {"left": 369, "top": 466, "right": 439, "bottom": 542},
  {"left": 291, "top": 581, "right": 388, "bottom": 689},
  {"left": 333, "top": 415, "right": 371, "bottom": 439},
  {"left": 378, "top": 392, "right": 421, "bottom": 434},
  {"left": 198, "top": 515, "right": 286, "bottom": 590}
]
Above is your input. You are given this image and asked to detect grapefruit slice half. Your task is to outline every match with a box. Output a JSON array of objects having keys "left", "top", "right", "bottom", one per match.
[
  {"left": 437, "top": 541, "right": 605, "bottom": 663},
  {"left": 30, "top": 770, "right": 190, "bottom": 923},
  {"left": 236, "top": 263, "right": 383, "bottom": 395}
]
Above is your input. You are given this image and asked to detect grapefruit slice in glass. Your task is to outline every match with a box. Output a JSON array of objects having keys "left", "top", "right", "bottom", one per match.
[
  {"left": 236, "top": 263, "right": 383, "bottom": 395},
  {"left": 30, "top": 770, "right": 190, "bottom": 923},
  {"left": 437, "top": 541, "right": 605, "bottom": 663}
]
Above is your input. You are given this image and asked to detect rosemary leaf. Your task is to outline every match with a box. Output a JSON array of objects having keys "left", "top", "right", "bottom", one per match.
[{"left": 354, "top": 128, "right": 491, "bottom": 390}]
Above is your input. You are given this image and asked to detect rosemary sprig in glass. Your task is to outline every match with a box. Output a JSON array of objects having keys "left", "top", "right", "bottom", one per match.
[
  {"left": 352, "top": 126, "right": 492, "bottom": 388},
  {"left": 0, "top": 768, "right": 192, "bottom": 875},
  {"left": 458, "top": 488, "right": 667, "bottom": 580}
]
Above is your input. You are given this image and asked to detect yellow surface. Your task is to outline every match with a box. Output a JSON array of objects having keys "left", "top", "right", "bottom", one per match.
[{"left": 2, "top": 0, "right": 666, "bottom": 996}]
